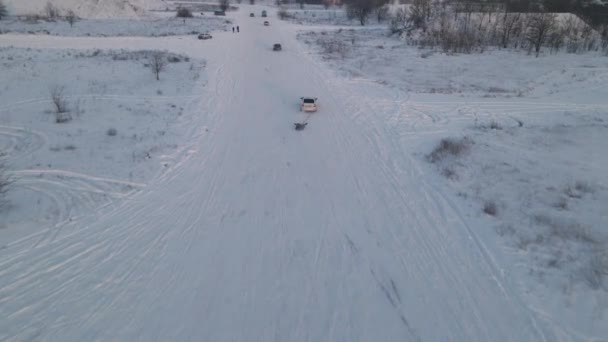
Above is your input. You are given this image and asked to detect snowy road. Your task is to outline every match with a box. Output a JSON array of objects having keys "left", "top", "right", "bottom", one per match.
[{"left": 1, "top": 6, "right": 556, "bottom": 341}]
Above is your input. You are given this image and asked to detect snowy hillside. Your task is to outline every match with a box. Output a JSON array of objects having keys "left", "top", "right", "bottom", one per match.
[{"left": 3, "top": 0, "right": 167, "bottom": 18}]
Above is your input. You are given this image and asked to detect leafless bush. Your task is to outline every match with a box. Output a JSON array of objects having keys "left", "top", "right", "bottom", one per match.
[
  {"left": 585, "top": 249, "right": 608, "bottom": 290},
  {"left": 490, "top": 121, "right": 502, "bottom": 130},
  {"left": 149, "top": 52, "right": 167, "bottom": 81},
  {"left": 167, "top": 55, "right": 181, "bottom": 63},
  {"left": 50, "top": 86, "right": 71, "bottom": 123},
  {"left": 176, "top": 7, "right": 193, "bottom": 18},
  {"left": 534, "top": 214, "right": 598, "bottom": 244},
  {"left": 409, "top": 0, "right": 432, "bottom": 31},
  {"left": 319, "top": 38, "right": 349, "bottom": 59},
  {"left": 442, "top": 167, "right": 457, "bottom": 180},
  {"left": 483, "top": 200, "right": 498, "bottom": 216},
  {"left": 427, "top": 137, "right": 472, "bottom": 163},
  {"left": 564, "top": 181, "right": 595, "bottom": 199},
  {"left": 375, "top": 5, "right": 389, "bottom": 23},
  {"left": 278, "top": 8, "right": 289, "bottom": 20},
  {"left": 45, "top": 1, "right": 60, "bottom": 19},
  {"left": 0, "top": 155, "right": 12, "bottom": 209}
]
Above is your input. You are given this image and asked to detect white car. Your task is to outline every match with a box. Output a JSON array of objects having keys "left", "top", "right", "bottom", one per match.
[{"left": 300, "top": 97, "right": 318, "bottom": 112}]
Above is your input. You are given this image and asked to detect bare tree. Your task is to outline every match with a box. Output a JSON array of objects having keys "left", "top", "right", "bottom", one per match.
[
  {"left": 297, "top": 0, "right": 305, "bottom": 9},
  {"left": 150, "top": 53, "right": 166, "bottom": 81},
  {"left": 389, "top": 7, "right": 413, "bottom": 35},
  {"left": 500, "top": 12, "right": 522, "bottom": 48},
  {"left": 0, "top": 0, "right": 8, "bottom": 20},
  {"left": 527, "top": 12, "right": 557, "bottom": 57},
  {"left": 345, "top": 0, "right": 382, "bottom": 26},
  {"left": 65, "top": 9, "right": 78, "bottom": 27},
  {"left": 249, "top": 0, "right": 255, "bottom": 4},
  {"left": 50, "top": 86, "right": 72, "bottom": 123},
  {"left": 219, "top": 0, "right": 230, "bottom": 12},
  {"left": 375, "top": 5, "right": 388, "bottom": 23},
  {"left": 45, "top": 1, "right": 60, "bottom": 19},
  {"left": 409, "top": 0, "right": 432, "bottom": 31}
]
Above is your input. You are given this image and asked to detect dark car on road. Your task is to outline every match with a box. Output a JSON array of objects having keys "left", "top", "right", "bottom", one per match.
[{"left": 273, "top": 43, "right": 282, "bottom": 51}]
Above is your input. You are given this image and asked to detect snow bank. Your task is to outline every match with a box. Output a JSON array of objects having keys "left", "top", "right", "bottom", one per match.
[
  {"left": 3, "top": 0, "right": 166, "bottom": 18},
  {"left": 0, "top": 16, "right": 230, "bottom": 37}
]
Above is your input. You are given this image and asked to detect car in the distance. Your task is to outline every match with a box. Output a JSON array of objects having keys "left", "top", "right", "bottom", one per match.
[
  {"left": 250, "top": 13, "right": 254, "bottom": 17},
  {"left": 264, "top": 21, "right": 270, "bottom": 26},
  {"left": 273, "top": 43, "right": 282, "bottom": 51},
  {"left": 198, "top": 33, "right": 213, "bottom": 40},
  {"left": 300, "top": 97, "right": 318, "bottom": 112},
  {"left": 261, "top": 10, "right": 267, "bottom": 17}
]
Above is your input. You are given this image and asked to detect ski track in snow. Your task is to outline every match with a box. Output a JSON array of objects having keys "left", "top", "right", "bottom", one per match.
[{"left": 0, "top": 5, "right": 598, "bottom": 341}]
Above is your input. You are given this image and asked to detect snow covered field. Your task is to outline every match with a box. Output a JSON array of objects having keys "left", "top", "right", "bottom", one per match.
[
  {"left": 299, "top": 28, "right": 608, "bottom": 97},
  {"left": 0, "top": 46, "right": 206, "bottom": 244},
  {"left": 298, "top": 24, "right": 608, "bottom": 337},
  {"left": 0, "top": 16, "right": 230, "bottom": 37},
  {"left": 0, "top": 4, "right": 607, "bottom": 341}
]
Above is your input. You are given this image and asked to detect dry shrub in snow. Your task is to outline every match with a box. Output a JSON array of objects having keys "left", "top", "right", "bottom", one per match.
[
  {"left": 278, "top": 8, "right": 290, "bottom": 20},
  {"left": 585, "top": 250, "right": 608, "bottom": 290},
  {"left": 427, "top": 137, "right": 472, "bottom": 163},
  {"left": 50, "top": 86, "right": 72, "bottom": 123},
  {"left": 564, "top": 181, "right": 595, "bottom": 199},
  {"left": 0, "top": 154, "right": 12, "bottom": 209},
  {"left": 176, "top": 7, "right": 193, "bottom": 18},
  {"left": 534, "top": 214, "right": 598, "bottom": 244},
  {"left": 483, "top": 200, "right": 498, "bottom": 216},
  {"left": 318, "top": 38, "right": 349, "bottom": 59},
  {"left": 107, "top": 128, "right": 118, "bottom": 136}
]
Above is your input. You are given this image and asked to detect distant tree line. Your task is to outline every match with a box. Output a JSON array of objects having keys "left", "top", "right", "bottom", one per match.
[{"left": 380, "top": 0, "right": 608, "bottom": 56}]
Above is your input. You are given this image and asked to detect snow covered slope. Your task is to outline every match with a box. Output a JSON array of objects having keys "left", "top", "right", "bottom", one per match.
[{"left": 4, "top": 0, "right": 166, "bottom": 18}]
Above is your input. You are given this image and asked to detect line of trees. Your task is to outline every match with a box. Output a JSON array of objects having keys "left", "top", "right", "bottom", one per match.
[
  {"left": 0, "top": 0, "right": 8, "bottom": 20},
  {"left": 385, "top": 0, "right": 608, "bottom": 56}
]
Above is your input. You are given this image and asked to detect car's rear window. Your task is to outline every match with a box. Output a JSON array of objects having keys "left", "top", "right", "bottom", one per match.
[{"left": 303, "top": 99, "right": 315, "bottom": 103}]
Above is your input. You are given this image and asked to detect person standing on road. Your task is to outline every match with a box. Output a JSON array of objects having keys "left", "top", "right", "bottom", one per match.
[
  {"left": 237, "top": 26, "right": 240, "bottom": 33},
  {"left": 232, "top": 27, "right": 235, "bottom": 33}
]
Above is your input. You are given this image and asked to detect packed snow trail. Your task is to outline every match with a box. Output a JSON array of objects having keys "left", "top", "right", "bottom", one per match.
[{"left": 1, "top": 6, "right": 553, "bottom": 341}]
